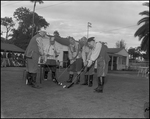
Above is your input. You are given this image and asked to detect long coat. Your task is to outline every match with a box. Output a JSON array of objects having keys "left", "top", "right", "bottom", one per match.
[
  {"left": 87, "top": 42, "right": 110, "bottom": 77},
  {"left": 25, "top": 34, "right": 44, "bottom": 73},
  {"left": 97, "top": 44, "right": 110, "bottom": 77}
]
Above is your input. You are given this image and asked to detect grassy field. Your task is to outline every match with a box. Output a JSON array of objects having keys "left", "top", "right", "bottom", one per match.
[{"left": 1, "top": 67, "right": 149, "bottom": 118}]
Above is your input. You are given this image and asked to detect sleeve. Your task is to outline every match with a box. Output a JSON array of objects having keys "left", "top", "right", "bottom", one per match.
[
  {"left": 36, "top": 37, "right": 44, "bottom": 56},
  {"left": 82, "top": 46, "right": 86, "bottom": 63},
  {"left": 68, "top": 46, "right": 73, "bottom": 60},
  {"left": 90, "top": 43, "right": 102, "bottom": 61}
]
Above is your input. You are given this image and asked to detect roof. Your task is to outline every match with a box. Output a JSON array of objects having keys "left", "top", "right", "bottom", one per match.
[
  {"left": 47, "top": 35, "right": 70, "bottom": 46},
  {"left": 55, "top": 37, "right": 70, "bottom": 46},
  {"left": 1, "top": 42, "right": 25, "bottom": 53},
  {"left": 107, "top": 48, "right": 124, "bottom": 53}
]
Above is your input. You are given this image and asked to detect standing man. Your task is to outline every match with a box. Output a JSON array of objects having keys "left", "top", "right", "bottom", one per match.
[
  {"left": 25, "top": 30, "right": 47, "bottom": 88},
  {"left": 79, "top": 36, "right": 91, "bottom": 85},
  {"left": 87, "top": 37, "right": 110, "bottom": 93},
  {"left": 66, "top": 37, "right": 83, "bottom": 84},
  {"left": 43, "top": 36, "right": 60, "bottom": 82}
]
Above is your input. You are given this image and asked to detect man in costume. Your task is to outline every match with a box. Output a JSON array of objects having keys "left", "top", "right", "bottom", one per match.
[
  {"left": 43, "top": 35, "right": 60, "bottom": 82},
  {"left": 25, "top": 30, "right": 47, "bottom": 88},
  {"left": 87, "top": 37, "right": 110, "bottom": 92},
  {"left": 66, "top": 36, "right": 83, "bottom": 84}
]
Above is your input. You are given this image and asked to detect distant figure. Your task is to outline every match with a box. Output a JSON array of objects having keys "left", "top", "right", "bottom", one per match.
[
  {"left": 1, "top": 51, "right": 7, "bottom": 67},
  {"left": 7, "top": 51, "right": 12, "bottom": 67}
]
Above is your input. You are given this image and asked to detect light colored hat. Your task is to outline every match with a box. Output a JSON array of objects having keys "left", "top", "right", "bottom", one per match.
[{"left": 38, "top": 30, "right": 47, "bottom": 34}]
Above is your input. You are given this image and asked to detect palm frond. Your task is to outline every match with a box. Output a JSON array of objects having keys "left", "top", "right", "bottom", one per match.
[
  {"left": 143, "top": 2, "right": 149, "bottom": 7},
  {"left": 137, "top": 17, "right": 149, "bottom": 25},
  {"left": 139, "top": 11, "right": 149, "bottom": 16},
  {"left": 141, "top": 35, "right": 149, "bottom": 51},
  {"left": 134, "top": 23, "right": 149, "bottom": 38},
  {"left": 30, "top": 0, "right": 43, "bottom": 4}
]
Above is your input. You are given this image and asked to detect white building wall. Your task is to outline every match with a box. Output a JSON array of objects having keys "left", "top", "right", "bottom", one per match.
[
  {"left": 116, "top": 49, "right": 129, "bottom": 68},
  {"left": 55, "top": 41, "right": 68, "bottom": 66}
]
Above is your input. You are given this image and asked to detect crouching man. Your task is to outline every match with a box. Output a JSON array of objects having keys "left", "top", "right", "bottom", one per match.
[{"left": 86, "top": 37, "right": 110, "bottom": 93}]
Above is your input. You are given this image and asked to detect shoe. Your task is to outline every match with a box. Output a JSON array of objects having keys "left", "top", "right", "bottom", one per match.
[
  {"left": 75, "top": 75, "right": 80, "bottom": 84},
  {"left": 94, "top": 77, "right": 103, "bottom": 93},
  {"left": 66, "top": 74, "right": 74, "bottom": 83},
  {"left": 88, "top": 75, "right": 93, "bottom": 87},
  {"left": 44, "top": 79, "right": 47, "bottom": 81},
  {"left": 30, "top": 73, "right": 41, "bottom": 88}
]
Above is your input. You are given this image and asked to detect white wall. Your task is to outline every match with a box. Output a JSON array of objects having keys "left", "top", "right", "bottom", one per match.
[
  {"left": 116, "top": 49, "right": 129, "bottom": 67},
  {"left": 55, "top": 41, "right": 68, "bottom": 66}
]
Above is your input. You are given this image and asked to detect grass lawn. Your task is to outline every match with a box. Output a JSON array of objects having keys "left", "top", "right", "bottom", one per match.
[{"left": 1, "top": 67, "right": 149, "bottom": 118}]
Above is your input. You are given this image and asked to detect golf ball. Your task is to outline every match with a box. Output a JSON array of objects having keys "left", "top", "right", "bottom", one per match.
[{"left": 63, "top": 85, "right": 66, "bottom": 88}]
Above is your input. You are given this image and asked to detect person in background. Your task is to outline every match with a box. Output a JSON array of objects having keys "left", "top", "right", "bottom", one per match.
[
  {"left": 1, "top": 52, "right": 3, "bottom": 65},
  {"left": 1, "top": 51, "right": 7, "bottom": 67}
]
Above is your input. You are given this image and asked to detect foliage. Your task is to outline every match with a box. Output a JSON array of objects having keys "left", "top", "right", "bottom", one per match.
[
  {"left": 115, "top": 39, "right": 126, "bottom": 49},
  {"left": 128, "top": 47, "right": 141, "bottom": 59},
  {"left": 1, "top": 17, "right": 15, "bottom": 40},
  {"left": 134, "top": 2, "right": 149, "bottom": 56},
  {"left": 11, "top": 7, "right": 49, "bottom": 50}
]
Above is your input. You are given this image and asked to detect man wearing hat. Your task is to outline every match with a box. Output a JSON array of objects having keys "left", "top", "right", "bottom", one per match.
[
  {"left": 25, "top": 30, "right": 47, "bottom": 88},
  {"left": 43, "top": 35, "right": 60, "bottom": 82},
  {"left": 86, "top": 37, "right": 110, "bottom": 93},
  {"left": 66, "top": 36, "right": 83, "bottom": 84}
]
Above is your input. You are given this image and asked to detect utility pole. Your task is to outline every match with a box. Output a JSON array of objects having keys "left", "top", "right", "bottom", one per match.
[
  {"left": 31, "top": 1, "right": 37, "bottom": 38},
  {"left": 87, "top": 22, "right": 92, "bottom": 39}
]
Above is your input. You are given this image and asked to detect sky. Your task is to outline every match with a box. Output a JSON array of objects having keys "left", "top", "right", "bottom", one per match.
[{"left": 1, "top": 1, "right": 149, "bottom": 49}]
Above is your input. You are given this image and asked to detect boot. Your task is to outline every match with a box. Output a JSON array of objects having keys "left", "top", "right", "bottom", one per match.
[
  {"left": 75, "top": 74, "right": 80, "bottom": 84},
  {"left": 66, "top": 74, "right": 74, "bottom": 83},
  {"left": 94, "top": 77, "right": 103, "bottom": 93},
  {"left": 44, "top": 71, "right": 48, "bottom": 80},
  {"left": 102, "top": 77, "right": 105, "bottom": 85},
  {"left": 81, "top": 75, "right": 88, "bottom": 85},
  {"left": 26, "top": 72, "right": 33, "bottom": 86},
  {"left": 88, "top": 75, "right": 93, "bottom": 87},
  {"left": 94, "top": 77, "right": 100, "bottom": 91},
  {"left": 52, "top": 71, "right": 58, "bottom": 84},
  {"left": 31, "top": 73, "right": 40, "bottom": 88}
]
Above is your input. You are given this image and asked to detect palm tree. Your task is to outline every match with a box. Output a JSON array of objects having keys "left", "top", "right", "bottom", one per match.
[
  {"left": 134, "top": 2, "right": 149, "bottom": 54},
  {"left": 30, "top": 0, "right": 44, "bottom": 37}
]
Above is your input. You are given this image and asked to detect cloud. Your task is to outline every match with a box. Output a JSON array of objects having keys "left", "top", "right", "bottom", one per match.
[{"left": 1, "top": 1, "right": 147, "bottom": 49}]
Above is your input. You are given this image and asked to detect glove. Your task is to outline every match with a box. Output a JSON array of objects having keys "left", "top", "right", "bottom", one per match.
[
  {"left": 87, "top": 60, "right": 93, "bottom": 67},
  {"left": 70, "top": 59, "right": 75, "bottom": 64}
]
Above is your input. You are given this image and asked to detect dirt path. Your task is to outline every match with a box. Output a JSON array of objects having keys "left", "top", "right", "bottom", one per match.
[{"left": 1, "top": 67, "right": 149, "bottom": 118}]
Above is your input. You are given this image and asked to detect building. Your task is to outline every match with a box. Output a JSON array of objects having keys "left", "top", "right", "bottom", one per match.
[
  {"left": 1, "top": 42, "right": 25, "bottom": 53},
  {"left": 107, "top": 48, "right": 129, "bottom": 70}
]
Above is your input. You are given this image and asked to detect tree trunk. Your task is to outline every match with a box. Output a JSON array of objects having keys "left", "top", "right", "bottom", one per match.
[{"left": 31, "top": 1, "right": 36, "bottom": 37}]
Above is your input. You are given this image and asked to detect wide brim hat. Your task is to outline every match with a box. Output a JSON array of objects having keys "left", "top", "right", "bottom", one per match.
[{"left": 87, "top": 37, "right": 95, "bottom": 42}]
